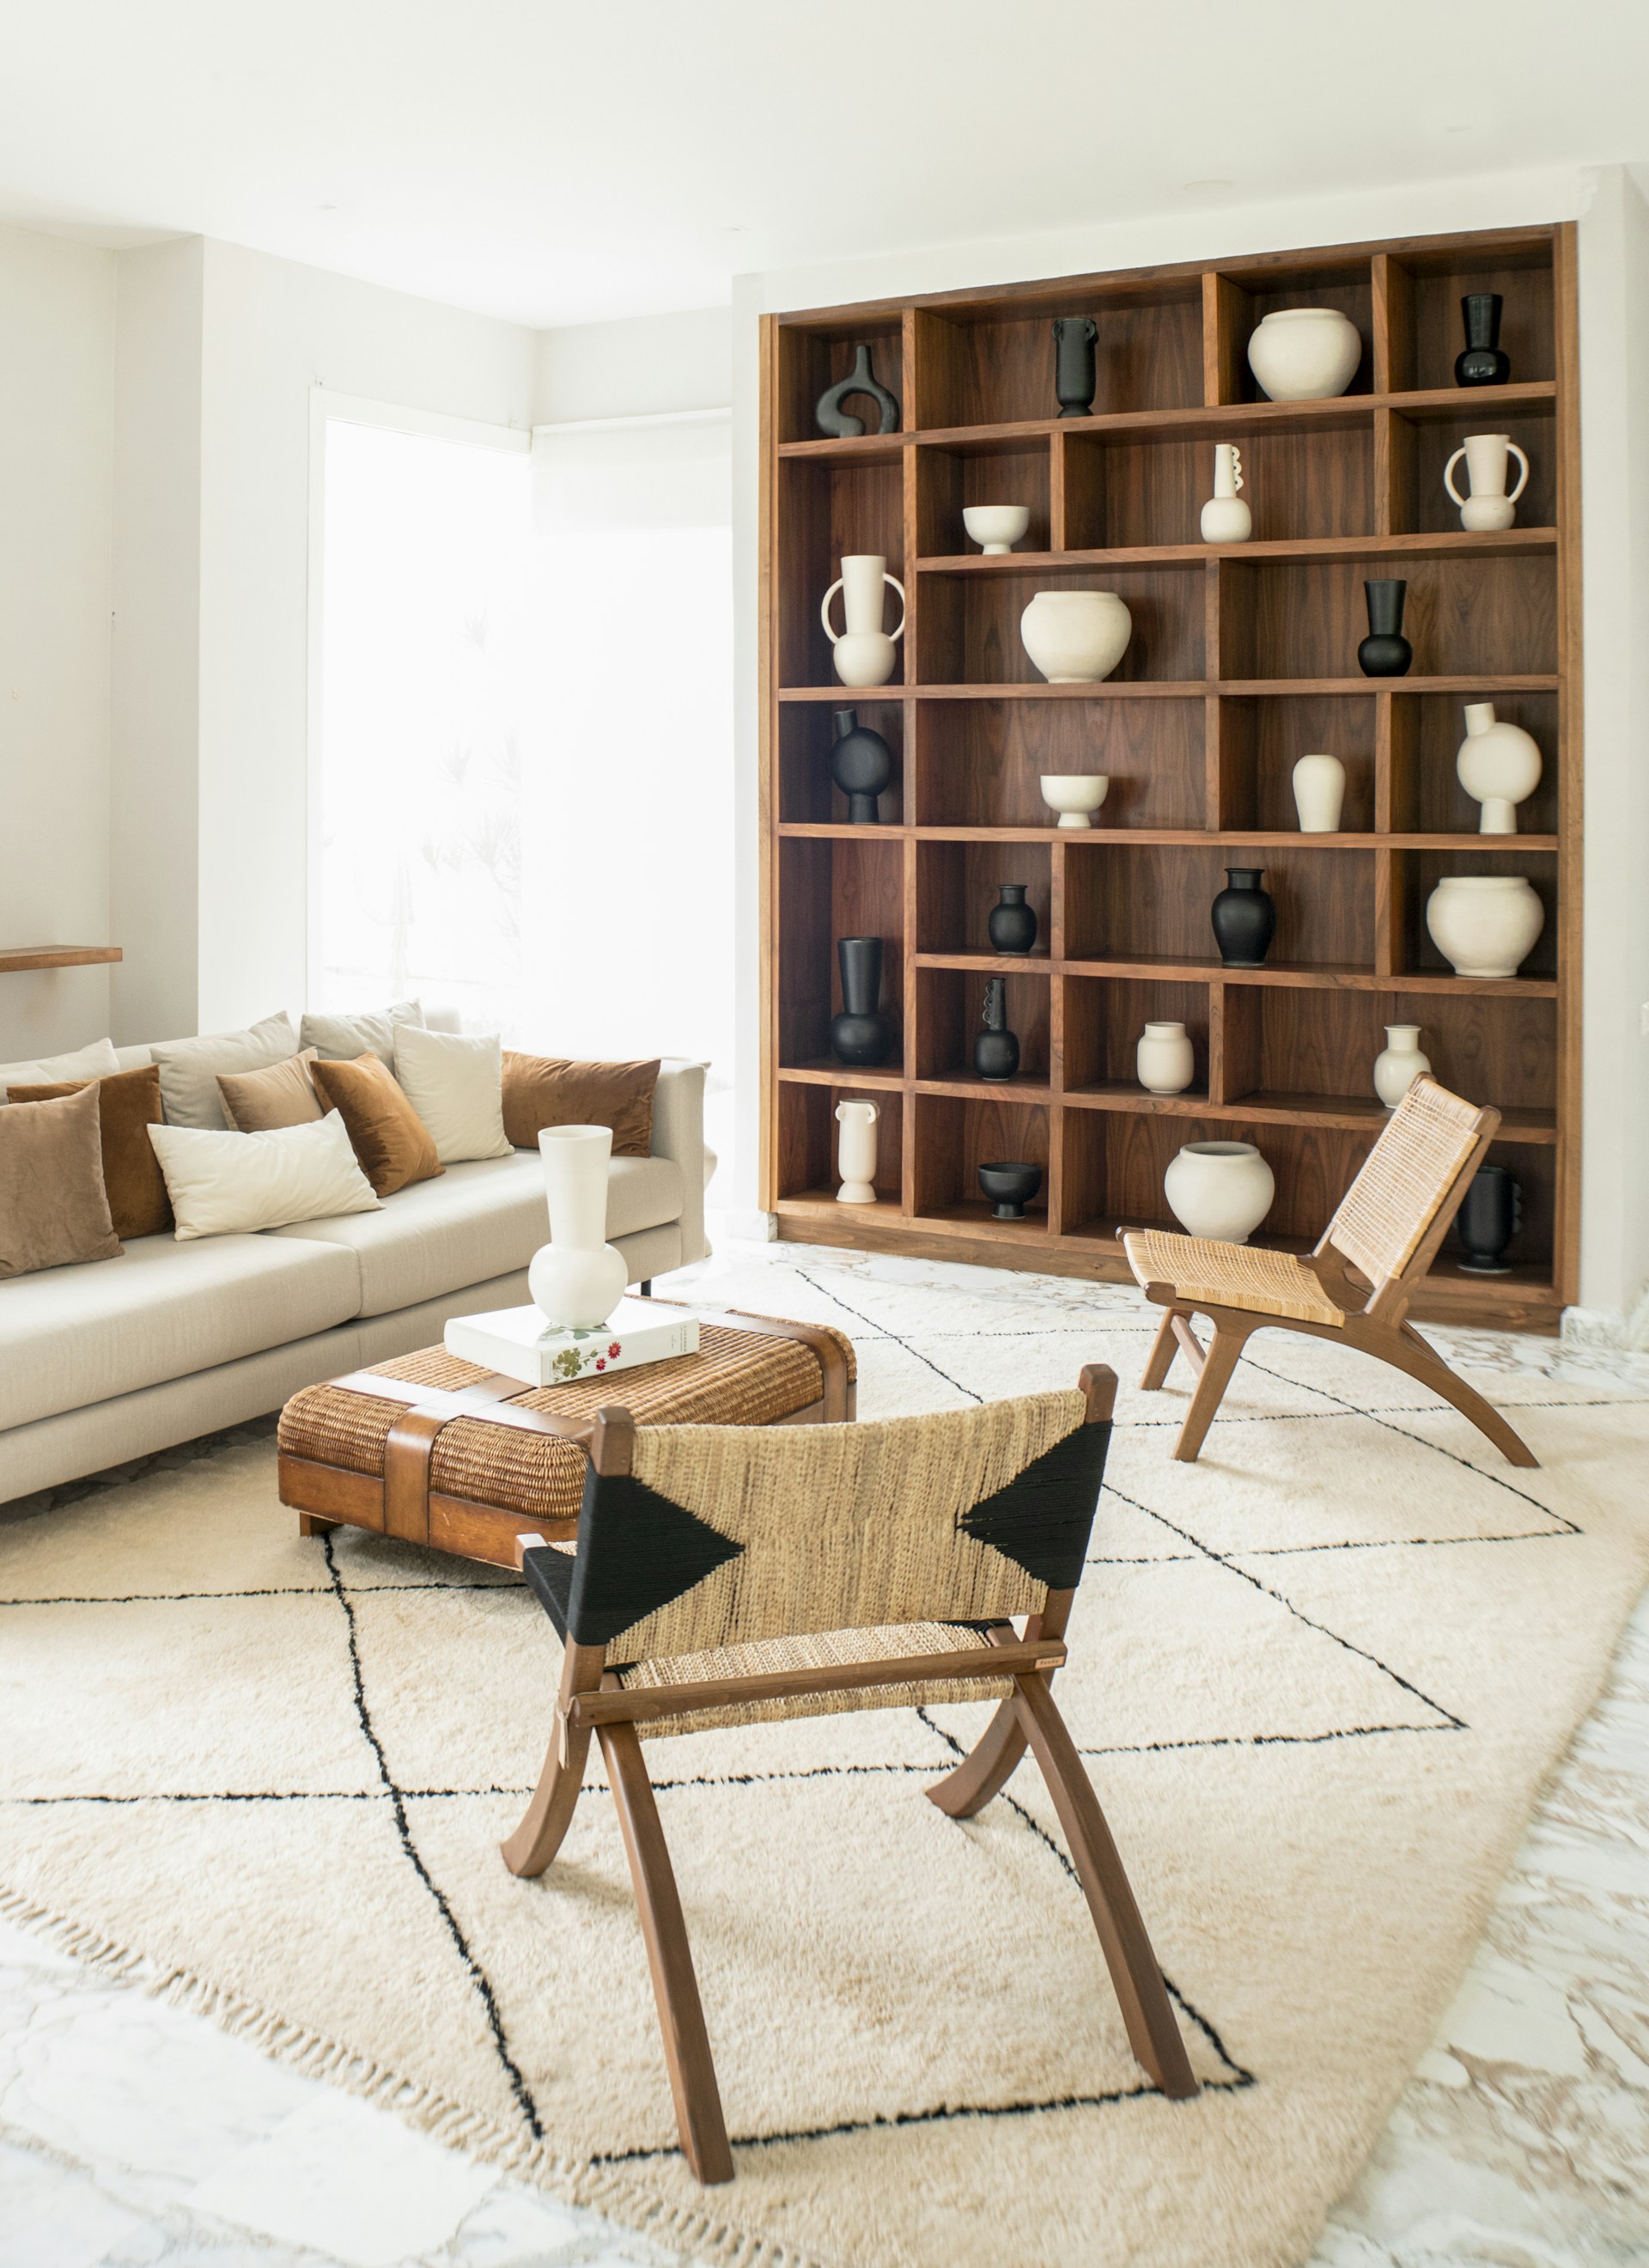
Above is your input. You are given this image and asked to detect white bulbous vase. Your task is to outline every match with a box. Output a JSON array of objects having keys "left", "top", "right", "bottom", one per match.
[
  {"left": 1425, "top": 875, "right": 1545, "bottom": 979},
  {"left": 1456, "top": 702, "right": 1542, "bottom": 834},
  {"left": 529, "top": 1124, "right": 628, "bottom": 1328},
  {"left": 1245, "top": 308, "right": 1362, "bottom": 401},
  {"left": 1136, "top": 1021, "right": 1195, "bottom": 1095},
  {"left": 1164, "top": 1140, "right": 1275, "bottom": 1245},
  {"left": 834, "top": 1097, "right": 879, "bottom": 1204},
  {"left": 1019, "top": 590, "right": 1131, "bottom": 682},
  {"left": 1292, "top": 753, "right": 1347, "bottom": 833},
  {"left": 1372, "top": 1024, "right": 1431, "bottom": 1110}
]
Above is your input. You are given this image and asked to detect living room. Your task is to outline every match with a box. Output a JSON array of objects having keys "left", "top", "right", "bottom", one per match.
[{"left": 2, "top": 8, "right": 1646, "bottom": 2265}]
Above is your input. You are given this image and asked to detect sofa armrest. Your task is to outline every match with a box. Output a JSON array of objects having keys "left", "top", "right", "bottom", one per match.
[{"left": 649, "top": 1058, "right": 708, "bottom": 1266}]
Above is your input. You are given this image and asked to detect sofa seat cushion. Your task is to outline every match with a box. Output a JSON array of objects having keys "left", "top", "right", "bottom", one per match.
[
  {"left": 265, "top": 1149, "right": 684, "bottom": 1318},
  {"left": 0, "top": 1232, "right": 362, "bottom": 1433}
]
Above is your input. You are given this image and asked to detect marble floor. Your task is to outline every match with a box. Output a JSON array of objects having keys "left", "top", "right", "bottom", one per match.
[{"left": 3, "top": 1238, "right": 1646, "bottom": 2268}]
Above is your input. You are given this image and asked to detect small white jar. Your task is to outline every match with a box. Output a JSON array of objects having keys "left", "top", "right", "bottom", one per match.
[
  {"left": 1136, "top": 1021, "right": 1195, "bottom": 1095},
  {"left": 1372, "top": 1025, "right": 1431, "bottom": 1110}
]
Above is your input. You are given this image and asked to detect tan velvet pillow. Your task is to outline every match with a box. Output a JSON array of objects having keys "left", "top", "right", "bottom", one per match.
[
  {"left": 309, "top": 1052, "right": 443, "bottom": 1198},
  {"left": 9, "top": 1064, "right": 171, "bottom": 1240},
  {"left": 216, "top": 1048, "right": 323, "bottom": 1131},
  {"left": 502, "top": 1053, "right": 659, "bottom": 1157},
  {"left": 0, "top": 1082, "right": 123, "bottom": 1278}
]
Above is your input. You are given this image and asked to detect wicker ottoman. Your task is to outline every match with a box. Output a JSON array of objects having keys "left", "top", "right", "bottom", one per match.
[{"left": 277, "top": 1309, "right": 855, "bottom": 1570}]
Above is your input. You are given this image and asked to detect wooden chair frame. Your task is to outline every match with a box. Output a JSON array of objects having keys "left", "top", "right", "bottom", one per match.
[{"left": 502, "top": 1365, "right": 1197, "bottom": 2184}]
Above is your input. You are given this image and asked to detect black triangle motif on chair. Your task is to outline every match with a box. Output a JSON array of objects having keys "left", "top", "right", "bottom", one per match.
[
  {"left": 546, "top": 1473, "right": 745, "bottom": 1649},
  {"left": 958, "top": 1423, "right": 1110, "bottom": 1589}
]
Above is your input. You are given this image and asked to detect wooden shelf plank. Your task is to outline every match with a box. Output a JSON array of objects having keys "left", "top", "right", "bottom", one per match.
[
  {"left": 1214, "top": 677, "right": 1560, "bottom": 696},
  {"left": 917, "top": 529, "right": 1559, "bottom": 575},
  {"left": 912, "top": 950, "right": 1054, "bottom": 973},
  {"left": 778, "top": 826, "right": 1559, "bottom": 850},
  {"left": 914, "top": 1076, "right": 1054, "bottom": 1101},
  {"left": 778, "top": 1061, "right": 908, "bottom": 1088},
  {"left": 1061, "top": 1086, "right": 1556, "bottom": 1142},
  {"left": 776, "top": 1187, "right": 907, "bottom": 1220},
  {"left": 779, "top": 679, "right": 1559, "bottom": 702},
  {"left": 0, "top": 945, "right": 123, "bottom": 973},
  {"left": 1061, "top": 955, "right": 1557, "bottom": 996}
]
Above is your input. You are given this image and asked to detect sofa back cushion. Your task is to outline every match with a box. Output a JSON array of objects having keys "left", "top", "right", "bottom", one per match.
[
  {"left": 217, "top": 1048, "right": 323, "bottom": 1132},
  {"left": 150, "top": 1011, "right": 299, "bottom": 1130},
  {"left": 300, "top": 1000, "right": 423, "bottom": 1062},
  {"left": 147, "top": 1112, "right": 381, "bottom": 1239},
  {"left": 392, "top": 1026, "right": 512, "bottom": 1164},
  {"left": 310, "top": 1052, "right": 444, "bottom": 1197},
  {"left": 502, "top": 1053, "right": 660, "bottom": 1157},
  {"left": 8, "top": 1064, "right": 171, "bottom": 1239},
  {"left": 0, "top": 1083, "right": 124, "bottom": 1278},
  {"left": 0, "top": 1037, "right": 121, "bottom": 1098}
]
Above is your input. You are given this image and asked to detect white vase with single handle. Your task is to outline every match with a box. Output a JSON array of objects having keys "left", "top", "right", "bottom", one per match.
[
  {"left": 528, "top": 1125, "right": 629, "bottom": 1328},
  {"left": 821, "top": 554, "right": 905, "bottom": 687},
  {"left": 1372, "top": 1024, "right": 1431, "bottom": 1110},
  {"left": 834, "top": 1097, "right": 879, "bottom": 1204},
  {"left": 1444, "top": 434, "right": 1530, "bottom": 533},
  {"left": 1200, "top": 443, "right": 1251, "bottom": 542}
]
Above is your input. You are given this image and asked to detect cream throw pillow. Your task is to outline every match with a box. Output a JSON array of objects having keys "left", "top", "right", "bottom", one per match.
[
  {"left": 147, "top": 1112, "right": 380, "bottom": 1240},
  {"left": 301, "top": 1000, "right": 424, "bottom": 1062},
  {"left": 1, "top": 1038, "right": 120, "bottom": 1099},
  {"left": 391, "top": 1026, "right": 510, "bottom": 1164},
  {"left": 150, "top": 1012, "right": 299, "bottom": 1131}
]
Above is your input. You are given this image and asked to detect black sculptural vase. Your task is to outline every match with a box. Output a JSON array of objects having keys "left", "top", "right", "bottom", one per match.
[
  {"left": 814, "top": 343, "right": 900, "bottom": 438},
  {"left": 830, "top": 936, "right": 895, "bottom": 1067},
  {"left": 987, "top": 883, "right": 1037, "bottom": 955},
  {"left": 1359, "top": 579, "right": 1413, "bottom": 677},
  {"left": 1210, "top": 869, "right": 1276, "bottom": 969},
  {"left": 1052, "top": 316, "right": 1098, "bottom": 417},
  {"left": 829, "top": 708, "right": 893, "bottom": 823},
  {"left": 1456, "top": 294, "right": 1512, "bottom": 387},
  {"left": 978, "top": 1160, "right": 1042, "bottom": 1220},
  {"left": 972, "top": 976, "right": 1019, "bottom": 1082},
  {"left": 1457, "top": 1163, "right": 1521, "bottom": 1274}
]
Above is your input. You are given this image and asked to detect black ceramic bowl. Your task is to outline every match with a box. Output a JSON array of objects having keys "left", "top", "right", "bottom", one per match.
[{"left": 978, "top": 1161, "right": 1043, "bottom": 1221}]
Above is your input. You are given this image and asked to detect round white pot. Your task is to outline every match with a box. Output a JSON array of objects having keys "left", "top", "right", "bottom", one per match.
[
  {"left": 1372, "top": 1024, "right": 1431, "bottom": 1110},
  {"left": 1456, "top": 703, "right": 1542, "bottom": 834},
  {"left": 529, "top": 1124, "right": 628, "bottom": 1327},
  {"left": 834, "top": 1097, "right": 879, "bottom": 1204},
  {"left": 1425, "top": 875, "right": 1545, "bottom": 979},
  {"left": 1039, "top": 772, "right": 1110, "bottom": 828},
  {"left": 1019, "top": 590, "right": 1131, "bottom": 683},
  {"left": 1292, "top": 753, "right": 1347, "bottom": 833},
  {"left": 1136, "top": 1021, "right": 1195, "bottom": 1095},
  {"left": 1164, "top": 1140, "right": 1276, "bottom": 1245},
  {"left": 1246, "top": 308, "right": 1362, "bottom": 401},
  {"left": 962, "top": 504, "right": 1030, "bottom": 555}
]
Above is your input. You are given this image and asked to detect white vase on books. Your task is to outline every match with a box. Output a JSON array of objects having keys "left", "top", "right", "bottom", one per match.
[{"left": 528, "top": 1124, "right": 629, "bottom": 1329}]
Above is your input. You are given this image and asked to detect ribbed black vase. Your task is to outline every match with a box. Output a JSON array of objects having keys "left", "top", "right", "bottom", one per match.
[
  {"left": 1455, "top": 294, "right": 1512, "bottom": 387},
  {"left": 972, "top": 976, "right": 1019, "bottom": 1082},
  {"left": 1052, "top": 316, "right": 1098, "bottom": 417},
  {"left": 829, "top": 936, "right": 895, "bottom": 1067},
  {"left": 1457, "top": 1163, "right": 1520, "bottom": 1274},
  {"left": 1358, "top": 579, "right": 1412, "bottom": 677},
  {"left": 829, "top": 709, "right": 893, "bottom": 823},
  {"left": 1210, "top": 869, "right": 1276, "bottom": 969},
  {"left": 987, "top": 884, "right": 1037, "bottom": 954}
]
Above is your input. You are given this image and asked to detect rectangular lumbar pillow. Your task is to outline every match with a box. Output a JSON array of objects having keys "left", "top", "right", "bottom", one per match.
[
  {"left": 309, "top": 1052, "right": 444, "bottom": 1197},
  {"left": 217, "top": 1048, "right": 323, "bottom": 1132},
  {"left": 147, "top": 1112, "right": 380, "bottom": 1240},
  {"left": 392, "top": 1025, "right": 511, "bottom": 1164},
  {"left": 502, "top": 1053, "right": 660, "bottom": 1157},
  {"left": 0, "top": 1037, "right": 121, "bottom": 1098},
  {"left": 8, "top": 1064, "right": 172, "bottom": 1239},
  {"left": 300, "top": 1000, "right": 424, "bottom": 1062},
  {"left": 150, "top": 1011, "right": 298, "bottom": 1131},
  {"left": 0, "top": 1083, "right": 124, "bottom": 1277}
]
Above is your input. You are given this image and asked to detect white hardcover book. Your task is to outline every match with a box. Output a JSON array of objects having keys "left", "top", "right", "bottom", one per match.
[{"left": 443, "top": 1298, "right": 700, "bottom": 1388}]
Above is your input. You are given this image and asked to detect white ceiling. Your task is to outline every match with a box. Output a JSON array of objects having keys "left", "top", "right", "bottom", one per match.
[{"left": 0, "top": 0, "right": 1644, "bottom": 328}]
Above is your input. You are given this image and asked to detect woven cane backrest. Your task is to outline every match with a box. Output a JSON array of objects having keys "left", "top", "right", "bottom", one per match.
[
  {"left": 1323, "top": 1077, "right": 1489, "bottom": 1289},
  {"left": 557, "top": 1390, "right": 1103, "bottom": 1666}
]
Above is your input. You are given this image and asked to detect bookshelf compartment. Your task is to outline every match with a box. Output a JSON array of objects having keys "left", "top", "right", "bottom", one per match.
[
  {"left": 911, "top": 1093, "right": 1051, "bottom": 1229},
  {"left": 1217, "top": 555, "right": 1557, "bottom": 681},
  {"left": 917, "top": 564, "right": 1205, "bottom": 686},
  {"left": 1385, "top": 247, "right": 1555, "bottom": 394},
  {"left": 1390, "top": 406, "right": 1556, "bottom": 538},
  {"left": 1216, "top": 694, "right": 1376, "bottom": 832},
  {"left": 776, "top": 1078, "right": 905, "bottom": 1207},
  {"left": 1062, "top": 1111, "right": 1340, "bottom": 1244},
  {"left": 914, "top": 288, "right": 1203, "bottom": 430},
  {"left": 916, "top": 966, "right": 1051, "bottom": 1086},
  {"left": 912, "top": 698, "right": 1205, "bottom": 831},
  {"left": 1219, "top": 985, "right": 1555, "bottom": 1124},
  {"left": 777, "top": 835, "right": 906, "bottom": 1073},
  {"left": 914, "top": 839, "right": 1052, "bottom": 956},
  {"left": 1065, "top": 420, "right": 1374, "bottom": 550},
  {"left": 916, "top": 437, "right": 1052, "bottom": 557},
  {"left": 1064, "top": 975, "right": 1211, "bottom": 1099},
  {"left": 1212, "top": 263, "right": 1376, "bottom": 405},
  {"left": 1442, "top": 1137, "right": 1555, "bottom": 1276},
  {"left": 778, "top": 455, "right": 906, "bottom": 688},
  {"left": 776, "top": 317, "right": 905, "bottom": 446},
  {"left": 1389, "top": 692, "right": 1557, "bottom": 838},
  {"left": 1064, "top": 844, "right": 1376, "bottom": 972},
  {"left": 779, "top": 699, "right": 906, "bottom": 825},
  {"left": 1396, "top": 846, "right": 1558, "bottom": 983}
]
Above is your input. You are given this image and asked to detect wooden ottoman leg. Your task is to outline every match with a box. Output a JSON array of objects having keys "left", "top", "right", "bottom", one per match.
[{"left": 297, "top": 1513, "right": 340, "bottom": 1538}]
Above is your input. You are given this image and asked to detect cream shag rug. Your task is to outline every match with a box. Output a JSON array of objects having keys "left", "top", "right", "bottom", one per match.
[{"left": 3, "top": 1254, "right": 1647, "bottom": 2268}]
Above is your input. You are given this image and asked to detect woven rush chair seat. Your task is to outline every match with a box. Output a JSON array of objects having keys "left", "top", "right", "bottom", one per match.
[
  {"left": 613, "top": 1619, "right": 1012, "bottom": 1735},
  {"left": 1122, "top": 1230, "right": 1346, "bottom": 1326}
]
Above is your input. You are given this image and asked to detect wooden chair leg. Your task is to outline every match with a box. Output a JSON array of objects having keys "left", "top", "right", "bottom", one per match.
[
  {"left": 927, "top": 1698, "right": 1028, "bottom": 1819},
  {"left": 1012, "top": 1674, "right": 1197, "bottom": 2100},
  {"left": 1171, "top": 1320, "right": 1252, "bottom": 1462},
  {"left": 599, "top": 1722, "right": 733, "bottom": 2185},
  {"left": 1392, "top": 1322, "right": 1540, "bottom": 1468},
  {"left": 1140, "top": 1308, "right": 1181, "bottom": 1391},
  {"left": 500, "top": 1722, "right": 593, "bottom": 1877}
]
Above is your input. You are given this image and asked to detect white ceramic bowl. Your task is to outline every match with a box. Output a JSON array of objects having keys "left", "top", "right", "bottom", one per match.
[
  {"left": 962, "top": 504, "right": 1031, "bottom": 555},
  {"left": 1039, "top": 774, "right": 1110, "bottom": 828}
]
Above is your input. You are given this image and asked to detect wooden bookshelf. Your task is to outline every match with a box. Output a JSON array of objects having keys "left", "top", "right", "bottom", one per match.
[
  {"left": 760, "top": 226, "right": 1580, "bottom": 1331},
  {"left": 0, "top": 947, "right": 122, "bottom": 974}
]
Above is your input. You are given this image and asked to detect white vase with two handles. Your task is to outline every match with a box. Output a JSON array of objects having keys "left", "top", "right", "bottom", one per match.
[
  {"left": 822, "top": 554, "right": 905, "bottom": 687},
  {"left": 1445, "top": 434, "right": 1530, "bottom": 533},
  {"left": 835, "top": 1098, "right": 880, "bottom": 1204}
]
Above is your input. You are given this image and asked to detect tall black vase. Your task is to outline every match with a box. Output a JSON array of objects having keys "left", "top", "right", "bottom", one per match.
[
  {"left": 972, "top": 976, "right": 1019, "bottom": 1082},
  {"left": 1457, "top": 1164, "right": 1521, "bottom": 1273},
  {"left": 829, "top": 709, "right": 893, "bottom": 823},
  {"left": 1052, "top": 316, "right": 1098, "bottom": 417},
  {"left": 1455, "top": 294, "right": 1512, "bottom": 387},
  {"left": 814, "top": 343, "right": 900, "bottom": 437},
  {"left": 1210, "top": 869, "right": 1275, "bottom": 969},
  {"left": 830, "top": 936, "right": 895, "bottom": 1067},
  {"left": 1359, "top": 579, "right": 1412, "bottom": 677},
  {"left": 987, "top": 883, "right": 1037, "bottom": 954}
]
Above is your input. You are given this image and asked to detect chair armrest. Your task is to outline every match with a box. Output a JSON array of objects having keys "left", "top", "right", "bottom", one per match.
[{"left": 649, "top": 1058, "right": 708, "bottom": 1265}]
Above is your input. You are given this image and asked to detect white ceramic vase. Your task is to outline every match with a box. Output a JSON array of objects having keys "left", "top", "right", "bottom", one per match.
[
  {"left": 1164, "top": 1140, "right": 1275, "bottom": 1244},
  {"left": 1246, "top": 308, "right": 1362, "bottom": 401},
  {"left": 1372, "top": 1024, "right": 1431, "bottom": 1110},
  {"left": 1292, "top": 753, "right": 1347, "bottom": 833},
  {"left": 1019, "top": 590, "right": 1131, "bottom": 682},
  {"left": 962, "top": 504, "right": 1030, "bottom": 555},
  {"left": 1040, "top": 773, "right": 1110, "bottom": 828},
  {"left": 1136, "top": 1021, "right": 1195, "bottom": 1095},
  {"left": 1200, "top": 443, "right": 1251, "bottom": 542},
  {"left": 528, "top": 1125, "right": 629, "bottom": 1328},
  {"left": 822, "top": 554, "right": 905, "bottom": 688},
  {"left": 1444, "top": 434, "right": 1530, "bottom": 534},
  {"left": 1456, "top": 702, "right": 1542, "bottom": 833},
  {"left": 835, "top": 1097, "right": 879, "bottom": 1204},
  {"left": 1425, "top": 875, "right": 1545, "bottom": 979}
]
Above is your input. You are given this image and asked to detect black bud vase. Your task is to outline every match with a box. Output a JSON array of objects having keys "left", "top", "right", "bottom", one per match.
[
  {"left": 972, "top": 977, "right": 1019, "bottom": 1082},
  {"left": 1359, "top": 579, "right": 1412, "bottom": 678},
  {"left": 1457, "top": 1163, "right": 1521, "bottom": 1274},
  {"left": 830, "top": 936, "right": 895, "bottom": 1067},
  {"left": 1052, "top": 316, "right": 1098, "bottom": 418},
  {"left": 1210, "top": 869, "right": 1276, "bottom": 969},
  {"left": 1455, "top": 294, "right": 1512, "bottom": 388},
  {"left": 987, "top": 883, "right": 1037, "bottom": 955},
  {"left": 829, "top": 708, "right": 893, "bottom": 823},
  {"left": 815, "top": 343, "right": 900, "bottom": 438}
]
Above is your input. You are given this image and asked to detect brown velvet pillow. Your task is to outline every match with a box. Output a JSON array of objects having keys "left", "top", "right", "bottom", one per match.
[
  {"left": 216, "top": 1048, "right": 323, "bottom": 1131},
  {"left": 309, "top": 1052, "right": 443, "bottom": 1198},
  {"left": 9, "top": 1064, "right": 171, "bottom": 1240},
  {"left": 0, "top": 1082, "right": 123, "bottom": 1278},
  {"left": 502, "top": 1053, "right": 659, "bottom": 1156}
]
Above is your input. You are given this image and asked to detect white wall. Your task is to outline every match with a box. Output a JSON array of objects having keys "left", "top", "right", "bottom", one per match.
[
  {"left": 532, "top": 306, "right": 729, "bottom": 426},
  {"left": 0, "top": 223, "right": 115, "bottom": 1064}
]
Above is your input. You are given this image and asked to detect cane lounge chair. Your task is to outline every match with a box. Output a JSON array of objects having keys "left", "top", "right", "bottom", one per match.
[
  {"left": 1121, "top": 1076, "right": 1537, "bottom": 1468},
  {"left": 503, "top": 1365, "right": 1196, "bottom": 2182}
]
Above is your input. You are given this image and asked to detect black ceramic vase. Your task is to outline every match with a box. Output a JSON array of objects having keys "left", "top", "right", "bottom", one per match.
[
  {"left": 978, "top": 1160, "right": 1042, "bottom": 1220},
  {"left": 830, "top": 936, "right": 895, "bottom": 1067},
  {"left": 1455, "top": 294, "right": 1512, "bottom": 387},
  {"left": 815, "top": 343, "right": 900, "bottom": 438},
  {"left": 1052, "top": 316, "right": 1098, "bottom": 417},
  {"left": 987, "top": 883, "right": 1037, "bottom": 955},
  {"left": 1457, "top": 1163, "right": 1521, "bottom": 1274},
  {"left": 1359, "top": 579, "right": 1413, "bottom": 677},
  {"left": 972, "top": 977, "right": 1019, "bottom": 1082},
  {"left": 830, "top": 709, "right": 893, "bottom": 823},
  {"left": 1210, "top": 869, "right": 1276, "bottom": 969}
]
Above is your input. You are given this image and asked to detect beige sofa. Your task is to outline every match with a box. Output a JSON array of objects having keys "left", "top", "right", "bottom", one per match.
[{"left": 0, "top": 1046, "right": 708, "bottom": 1505}]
